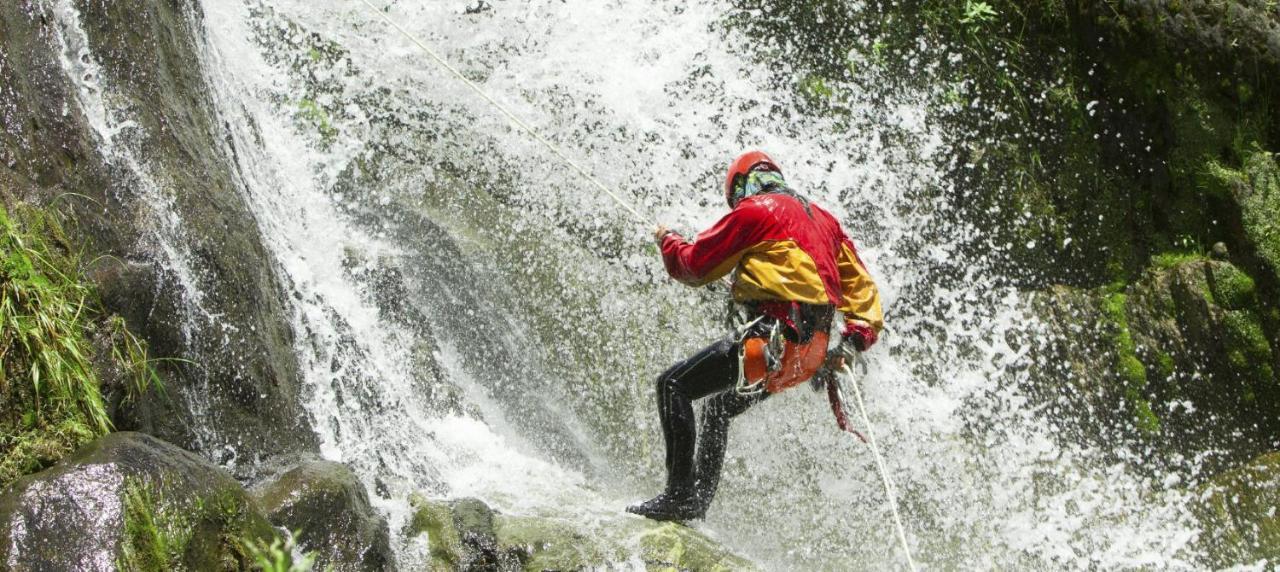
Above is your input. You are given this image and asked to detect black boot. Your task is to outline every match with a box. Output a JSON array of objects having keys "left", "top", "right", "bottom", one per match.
[{"left": 626, "top": 488, "right": 705, "bottom": 521}]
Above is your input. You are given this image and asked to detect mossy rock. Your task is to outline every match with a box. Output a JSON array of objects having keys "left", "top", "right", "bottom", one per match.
[
  {"left": 1233, "top": 152, "right": 1280, "bottom": 278},
  {"left": 252, "top": 458, "right": 393, "bottom": 571},
  {"left": 406, "top": 495, "right": 756, "bottom": 571},
  {"left": 1194, "top": 452, "right": 1280, "bottom": 568},
  {"left": 0, "top": 432, "right": 273, "bottom": 571},
  {"left": 1207, "top": 262, "right": 1257, "bottom": 311}
]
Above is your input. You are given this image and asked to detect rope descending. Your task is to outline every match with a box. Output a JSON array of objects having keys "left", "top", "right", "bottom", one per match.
[{"left": 838, "top": 356, "right": 918, "bottom": 572}]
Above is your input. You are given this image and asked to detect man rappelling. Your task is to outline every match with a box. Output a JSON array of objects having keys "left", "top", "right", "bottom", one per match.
[{"left": 628, "top": 150, "right": 884, "bottom": 522}]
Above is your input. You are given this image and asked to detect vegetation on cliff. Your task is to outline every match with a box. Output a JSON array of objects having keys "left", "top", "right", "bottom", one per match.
[{"left": 0, "top": 201, "right": 160, "bottom": 487}]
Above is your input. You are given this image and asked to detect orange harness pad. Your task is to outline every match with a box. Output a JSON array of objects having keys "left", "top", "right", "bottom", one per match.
[{"left": 742, "top": 331, "right": 830, "bottom": 394}]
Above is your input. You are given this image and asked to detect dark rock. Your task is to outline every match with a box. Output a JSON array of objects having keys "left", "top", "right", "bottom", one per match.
[
  {"left": 252, "top": 458, "right": 394, "bottom": 572},
  {"left": 1034, "top": 259, "right": 1279, "bottom": 464},
  {"left": 0, "top": 432, "right": 273, "bottom": 571},
  {"left": 1211, "top": 242, "right": 1230, "bottom": 260},
  {"left": 1194, "top": 451, "right": 1280, "bottom": 568},
  {"left": 0, "top": 0, "right": 318, "bottom": 471}
]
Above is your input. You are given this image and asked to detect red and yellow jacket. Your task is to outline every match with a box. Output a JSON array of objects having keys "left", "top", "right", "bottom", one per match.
[{"left": 660, "top": 192, "right": 883, "bottom": 334}]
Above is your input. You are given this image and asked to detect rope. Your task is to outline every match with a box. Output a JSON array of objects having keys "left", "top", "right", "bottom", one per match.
[
  {"left": 839, "top": 360, "right": 918, "bottom": 572},
  {"left": 356, "top": 0, "right": 652, "bottom": 226}
]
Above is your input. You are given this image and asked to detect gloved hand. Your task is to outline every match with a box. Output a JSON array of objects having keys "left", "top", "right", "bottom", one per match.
[
  {"left": 843, "top": 320, "right": 877, "bottom": 352},
  {"left": 654, "top": 224, "right": 673, "bottom": 246}
]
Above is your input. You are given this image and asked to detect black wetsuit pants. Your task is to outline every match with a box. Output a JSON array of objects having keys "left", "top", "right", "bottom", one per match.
[{"left": 655, "top": 334, "right": 768, "bottom": 505}]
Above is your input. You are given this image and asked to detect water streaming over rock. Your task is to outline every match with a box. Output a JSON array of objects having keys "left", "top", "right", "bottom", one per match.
[{"left": 51, "top": 0, "right": 1211, "bottom": 568}]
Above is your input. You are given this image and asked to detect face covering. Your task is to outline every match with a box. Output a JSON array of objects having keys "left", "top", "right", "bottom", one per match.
[{"left": 729, "top": 169, "right": 788, "bottom": 207}]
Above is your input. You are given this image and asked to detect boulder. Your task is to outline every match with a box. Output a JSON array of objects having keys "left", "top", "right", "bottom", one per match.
[
  {"left": 0, "top": 432, "right": 273, "bottom": 571},
  {"left": 1194, "top": 452, "right": 1280, "bottom": 568},
  {"left": 405, "top": 495, "right": 756, "bottom": 571},
  {"left": 252, "top": 458, "right": 394, "bottom": 571}
]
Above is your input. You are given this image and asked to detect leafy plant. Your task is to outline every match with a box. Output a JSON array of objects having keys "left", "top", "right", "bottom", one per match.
[
  {"left": 960, "top": 1, "right": 998, "bottom": 26},
  {"left": 244, "top": 533, "right": 317, "bottom": 572}
]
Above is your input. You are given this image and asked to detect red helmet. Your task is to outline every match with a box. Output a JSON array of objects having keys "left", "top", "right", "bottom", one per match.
[{"left": 724, "top": 150, "right": 781, "bottom": 206}]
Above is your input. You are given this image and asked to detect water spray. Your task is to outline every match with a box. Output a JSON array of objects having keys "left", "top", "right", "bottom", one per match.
[
  {"left": 838, "top": 357, "right": 918, "bottom": 571},
  {"left": 359, "top": 1, "right": 917, "bottom": 567},
  {"left": 356, "top": 0, "right": 653, "bottom": 227}
]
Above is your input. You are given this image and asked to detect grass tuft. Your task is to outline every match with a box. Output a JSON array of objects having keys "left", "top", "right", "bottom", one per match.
[{"left": 0, "top": 202, "right": 164, "bottom": 486}]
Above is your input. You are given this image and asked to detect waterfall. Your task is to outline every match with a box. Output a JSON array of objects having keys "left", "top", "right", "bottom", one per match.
[{"left": 50, "top": 0, "right": 1209, "bottom": 567}]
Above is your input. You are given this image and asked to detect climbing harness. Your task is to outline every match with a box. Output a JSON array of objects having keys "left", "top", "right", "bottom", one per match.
[
  {"left": 357, "top": 0, "right": 651, "bottom": 226},
  {"left": 733, "top": 315, "right": 773, "bottom": 396},
  {"left": 734, "top": 305, "right": 835, "bottom": 396},
  {"left": 833, "top": 353, "right": 919, "bottom": 572}
]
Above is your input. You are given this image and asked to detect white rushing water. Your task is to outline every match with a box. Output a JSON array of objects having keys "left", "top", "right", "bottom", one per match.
[{"left": 61, "top": 0, "right": 1212, "bottom": 568}]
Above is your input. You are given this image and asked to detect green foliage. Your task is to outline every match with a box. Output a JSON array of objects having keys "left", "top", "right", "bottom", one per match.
[
  {"left": 118, "top": 477, "right": 282, "bottom": 572},
  {"left": 0, "top": 203, "right": 164, "bottom": 487},
  {"left": 105, "top": 315, "right": 168, "bottom": 403},
  {"left": 0, "top": 205, "right": 108, "bottom": 484},
  {"left": 243, "top": 533, "right": 316, "bottom": 572},
  {"left": 117, "top": 479, "right": 194, "bottom": 571},
  {"left": 1152, "top": 251, "right": 1206, "bottom": 270},
  {"left": 960, "top": 1, "right": 998, "bottom": 26}
]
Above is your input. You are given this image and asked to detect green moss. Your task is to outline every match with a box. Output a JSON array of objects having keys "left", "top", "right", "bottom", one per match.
[
  {"left": 407, "top": 494, "right": 463, "bottom": 569},
  {"left": 1222, "top": 310, "right": 1272, "bottom": 373},
  {"left": 496, "top": 515, "right": 620, "bottom": 570},
  {"left": 1155, "top": 351, "right": 1176, "bottom": 381},
  {"left": 1118, "top": 355, "right": 1146, "bottom": 388},
  {"left": 637, "top": 522, "right": 751, "bottom": 571},
  {"left": 1208, "top": 263, "right": 1257, "bottom": 311},
  {"left": 801, "top": 74, "right": 834, "bottom": 101},
  {"left": 296, "top": 98, "right": 337, "bottom": 140},
  {"left": 1234, "top": 152, "right": 1280, "bottom": 274},
  {"left": 1195, "top": 452, "right": 1280, "bottom": 566},
  {"left": 1152, "top": 251, "right": 1206, "bottom": 270},
  {"left": 1131, "top": 398, "right": 1162, "bottom": 434},
  {"left": 1099, "top": 290, "right": 1165, "bottom": 432}
]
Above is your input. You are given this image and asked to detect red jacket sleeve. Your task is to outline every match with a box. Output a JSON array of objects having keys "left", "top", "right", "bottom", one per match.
[
  {"left": 660, "top": 203, "right": 766, "bottom": 286},
  {"left": 815, "top": 206, "right": 884, "bottom": 333}
]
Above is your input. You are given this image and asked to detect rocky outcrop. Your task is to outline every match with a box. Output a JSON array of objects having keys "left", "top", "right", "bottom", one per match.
[
  {"left": 252, "top": 458, "right": 394, "bottom": 571},
  {"left": 1035, "top": 258, "right": 1278, "bottom": 463},
  {"left": 405, "top": 495, "right": 756, "bottom": 571},
  {"left": 0, "top": 0, "right": 316, "bottom": 469},
  {"left": 1194, "top": 451, "right": 1280, "bottom": 568},
  {"left": 0, "top": 432, "right": 274, "bottom": 571}
]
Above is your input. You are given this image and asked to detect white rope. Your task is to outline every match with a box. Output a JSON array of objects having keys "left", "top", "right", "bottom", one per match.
[
  {"left": 839, "top": 361, "right": 918, "bottom": 572},
  {"left": 356, "top": 0, "right": 651, "bottom": 226}
]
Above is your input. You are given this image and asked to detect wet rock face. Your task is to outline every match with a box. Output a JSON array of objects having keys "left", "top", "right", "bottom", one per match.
[
  {"left": 1035, "top": 259, "right": 1279, "bottom": 462},
  {"left": 0, "top": 0, "right": 317, "bottom": 469},
  {"left": 252, "top": 458, "right": 394, "bottom": 572},
  {"left": 1194, "top": 452, "right": 1280, "bottom": 567},
  {"left": 0, "top": 432, "right": 273, "bottom": 571},
  {"left": 405, "top": 495, "right": 756, "bottom": 571}
]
